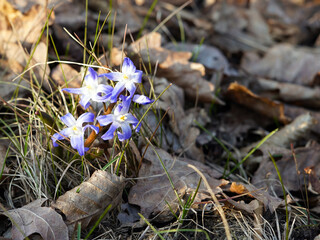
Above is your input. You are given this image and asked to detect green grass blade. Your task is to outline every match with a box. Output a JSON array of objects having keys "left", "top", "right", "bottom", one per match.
[
  {"left": 226, "top": 128, "right": 278, "bottom": 177},
  {"left": 84, "top": 204, "right": 112, "bottom": 240}
]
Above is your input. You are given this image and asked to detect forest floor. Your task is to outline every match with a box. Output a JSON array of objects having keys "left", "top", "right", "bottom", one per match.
[{"left": 1, "top": 0, "right": 320, "bottom": 239}]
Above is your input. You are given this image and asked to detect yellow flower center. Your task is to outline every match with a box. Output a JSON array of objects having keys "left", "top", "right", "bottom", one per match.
[
  {"left": 123, "top": 74, "right": 129, "bottom": 80},
  {"left": 119, "top": 115, "right": 127, "bottom": 122}
]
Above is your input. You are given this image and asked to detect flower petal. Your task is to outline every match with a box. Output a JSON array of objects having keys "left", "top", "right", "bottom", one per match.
[
  {"left": 62, "top": 87, "right": 85, "bottom": 95},
  {"left": 119, "top": 96, "right": 131, "bottom": 114},
  {"left": 99, "top": 72, "right": 124, "bottom": 82},
  {"left": 101, "top": 123, "right": 118, "bottom": 140},
  {"left": 52, "top": 127, "right": 75, "bottom": 146},
  {"left": 77, "top": 112, "right": 94, "bottom": 126},
  {"left": 79, "top": 95, "right": 91, "bottom": 109},
  {"left": 93, "top": 84, "right": 113, "bottom": 102},
  {"left": 118, "top": 123, "right": 132, "bottom": 141},
  {"left": 133, "top": 122, "right": 141, "bottom": 132},
  {"left": 60, "top": 113, "right": 76, "bottom": 127},
  {"left": 52, "top": 131, "right": 67, "bottom": 147},
  {"left": 97, "top": 84, "right": 113, "bottom": 95},
  {"left": 122, "top": 57, "right": 136, "bottom": 75},
  {"left": 111, "top": 81, "right": 126, "bottom": 102},
  {"left": 133, "top": 94, "right": 154, "bottom": 105},
  {"left": 131, "top": 70, "right": 143, "bottom": 83},
  {"left": 87, "top": 67, "right": 98, "bottom": 82},
  {"left": 83, "top": 124, "right": 99, "bottom": 134},
  {"left": 97, "top": 114, "right": 114, "bottom": 126},
  {"left": 70, "top": 134, "right": 85, "bottom": 156},
  {"left": 125, "top": 82, "right": 137, "bottom": 97},
  {"left": 125, "top": 113, "right": 138, "bottom": 124},
  {"left": 114, "top": 104, "right": 123, "bottom": 116}
]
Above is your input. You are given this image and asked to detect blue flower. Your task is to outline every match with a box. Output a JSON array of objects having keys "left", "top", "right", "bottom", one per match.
[
  {"left": 96, "top": 97, "right": 139, "bottom": 141},
  {"left": 52, "top": 112, "right": 99, "bottom": 156},
  {"left": 63, "top": 67, "right": 113, "bottom": 109},
  {"left": 99, "top": 57, "right": 142, "bottom": 102}
]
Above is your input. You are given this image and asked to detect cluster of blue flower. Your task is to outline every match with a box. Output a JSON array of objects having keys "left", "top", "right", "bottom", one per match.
[{"left": 52, "top": 58, "right": 153, "bottom": 156}]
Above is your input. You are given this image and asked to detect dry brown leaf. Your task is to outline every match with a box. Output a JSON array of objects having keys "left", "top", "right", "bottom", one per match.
[
  {"left": 304, "top": 166, "right": 320, "bottom": 194},
  {"left": 242, "top": 113, "right": 316, "bottom": 169},
  {"left": 165, "top": 43, "right": 234, "bottom": 75},
  {"left": 226, "top": 198, "right": 260, "bottom": 214},
  {"left": 30, "top": 42, "right": 51, "bottom": 91},
  {"left": 252, "top": 145, "right": 320, "bottom": 196},
  {"left": 242, "top": 113, "right": 316, "bottom": 155},
  {"left": 128, "top": 147, "right": 228, "bottom": 221},
  {"left": 51, "top": 170, "right": 124, "bottom": 231},
  {"left": 241, "top": 44, "right": 320, "bottom": 86},
  {"left": 51, "top": 64, "right": 83, "bottom": 89},
  {"left": 256, "top": 78, "right": 320, "bottom": 108},
  {"left": 227, "top": 182, "right": 283, "bottom": 213},
  {"left": 2, "top": 198, "right": 68, "bottom": 240},
  {"left": 230, "top": 182, "right": 247, "bottom": 195},
  {"left": 128, "top": 32, "right": 223, "bottom": 103},
  {"left": 284, "top": 104, "right": 320, "bottom": 135},
  {"left": 225, "top": 82, "right": 289, "bottom": 124},
  {"left": 0, "top": 1, "right": 53, "bottom": 98},
  {"left": 0, "top": 60, "right": 30, "bottom": 100},
  {"left": 152, "top": 77, "right": 206, "bottom": 161},
  {"left": 0, "top": 0, "right": 51, "bottom": 45},
  {"left": 208, "top": 3, "right": 272, "bottom": 53}
]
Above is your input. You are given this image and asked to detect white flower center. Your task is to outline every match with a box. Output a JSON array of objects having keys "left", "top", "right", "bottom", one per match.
[
  {"left": 117, "top": 115, "right": 127, "bottom": 122},
  {"left": 72, "top": 125, "right": 82, "bottom": 135},
  {"left": 123, "top": 74, "right": 130, "bottom": 82}
]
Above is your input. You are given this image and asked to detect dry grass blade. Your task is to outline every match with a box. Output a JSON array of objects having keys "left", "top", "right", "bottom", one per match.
[{"left": 187, "top": 164, "right": 232, "bottom": 240}]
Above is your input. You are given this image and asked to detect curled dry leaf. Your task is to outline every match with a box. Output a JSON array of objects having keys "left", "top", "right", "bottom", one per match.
[
  {"left": 128, "top": 147, "right": 228, "bottom": 221},
  {"left": 284, "top": 104, "right": 320, "bottom": 135},
  {"left": 241, "top": 44, "right": 320, "bottom": 86},
  {"left": 225, "top": 82, "right": 289, "bottom": 124},
  {"left": 242, "top": 113, "right": 317, "bottom": 168},
  {"left": 128, "top": 32, "right": 223, "bottom": 103},
  {"left": 2, "top": 198, "right": 68, "bottom": 240},
  {"left": 242, "top": 113, "right": 317, "bottom": 155},
  {"left": 252, "top": 144, "right": 320, "bottom": 196},
  {"left": 51, "top": 170, "right": 124, "bottom": 232}
]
